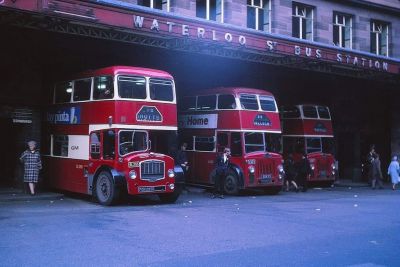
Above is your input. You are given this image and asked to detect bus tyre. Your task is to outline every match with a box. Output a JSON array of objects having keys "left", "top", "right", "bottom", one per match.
[
  {"left": 158, "top": 192, "right": 179, "bottom": 204},
  {"left": 95, "top": 171, "right": 119, "bottom": 206},
  {"left": 224, "top": 171, "right": 239, "bottom": 195}
]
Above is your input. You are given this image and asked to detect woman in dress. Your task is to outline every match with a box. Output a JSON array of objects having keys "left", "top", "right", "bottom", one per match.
[
  {"left": 387, "top": 155, "right": 399, "bottom": 190},
  {"left": 20, "top": 140, "right": 42, "bottom": 195}
]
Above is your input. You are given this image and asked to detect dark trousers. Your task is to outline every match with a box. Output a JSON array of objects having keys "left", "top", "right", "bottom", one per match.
[
  {"left": 214, "top": 173, "right": 225, "bottom": 195},
  {"left": 372, "top": 178, "right": 383, "bottom": 188}
]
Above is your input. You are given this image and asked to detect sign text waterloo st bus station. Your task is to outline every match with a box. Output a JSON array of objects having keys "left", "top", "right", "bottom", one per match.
[{"left": 133, "top": 15, "right": 389, "bottom": 72}]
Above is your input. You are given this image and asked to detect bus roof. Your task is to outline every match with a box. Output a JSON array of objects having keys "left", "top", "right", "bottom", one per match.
[
  {"left": 185, "top": 87, "right": 275, "bottom": 97},
  {"left": 74, "top": 66, "right": 173, "bottom": 80}
]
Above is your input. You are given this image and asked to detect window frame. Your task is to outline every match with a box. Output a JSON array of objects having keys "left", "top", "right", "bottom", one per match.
[
  {"left": 371, "top": 20, "right": 389, "bottom": 57},
  {"left": 292, "top": 2, "right": 314, "bottom": 41},
  {"left": 247, "top": 0, "right": 271, "bottom": 32},
  {"left": 196, "top": 0, "right": 224, "bottom": 23},
  {"left": 333, "top": 12, "right": 353, "bottom": 49},
  {"left": 138, "top": 0, "right": 170, "bottom": 12}
]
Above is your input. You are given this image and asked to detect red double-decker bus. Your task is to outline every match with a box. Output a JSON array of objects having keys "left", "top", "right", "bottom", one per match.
[
  {"left": 281, "top": 105, "right": 336, "bottom": 184},
  {"left": 43, "top": 66, "right": 183, "bottom": 205},
  {"left": 178, "top": 87, "right": 284, "bottom": 195}
]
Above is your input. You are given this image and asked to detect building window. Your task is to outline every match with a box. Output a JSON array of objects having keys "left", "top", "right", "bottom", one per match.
[
  {"left": 247, "top": 0, "right": 270, "bottom": 32},
  {"left": 292, "top": 2, "right": 313, "bottom": 41},
  {"left": 196, "top": 0, "right": 224, "bottom": 22},
  {"left": 371, "top": 20, "right": 389, "bottom": 57},
  {"left": 138, "top": 0, "right": 169, "bottom": 11},
  {"left": 333, "top": 12, "right": 352, "bottom": 49}
]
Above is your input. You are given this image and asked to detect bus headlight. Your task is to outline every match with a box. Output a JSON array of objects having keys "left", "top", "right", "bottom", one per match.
[
  {"left": 169, "top": 183, "right": 175, "bottom": 190},
  {"left": 168, "top": 169, "right": 175, "bottom": 178},
  {"left": 129, "top": 170, "right": 137, "bottom": 179},
  {"left": 277, "top": 164, "right": 285, "bottom": 180},
  {"left": 248, "top": 165, "right": 255, "bottom": 174},
  {"left": 331, "top": 163, "right": 336, "bottom": 170},
  {"left": 310, "top": 164, "right": 315, "bottom": 170}
]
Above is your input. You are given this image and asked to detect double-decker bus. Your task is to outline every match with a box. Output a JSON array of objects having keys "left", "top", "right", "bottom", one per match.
[
  {"left": 281, "top": 104, "right": 336, "bottom": 184},
  {"left": 43, "top": 66, "right": 183, "bottom": 205},
  {"left": 178, "top": 87, "right": 284, "bottom": 195}
]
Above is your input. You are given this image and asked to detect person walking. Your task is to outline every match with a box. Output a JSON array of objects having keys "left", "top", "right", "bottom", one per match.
[
  {"left": 371, "top": 153, "right": 384, "bottom": 189},
  {"left": 296, "top": 153, "right": 312, "bottom": 192},
  {"left": 284, "top": 153, "right": 299, "bottom": 192},
  {"left": 19, "top": 140, "right": 42, "bottom": 195},
  {"left": 212, "top": 147, "right": 231, "bottom": 199},
  {"left": 366, "top": 145, "right": 376, "bottom": 184},
  {"left": 387, "top": 155, "right": 399, "bottom": 190}
]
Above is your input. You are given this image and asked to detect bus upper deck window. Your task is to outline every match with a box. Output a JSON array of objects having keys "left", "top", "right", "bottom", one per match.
[
  {"left": 239, "top": 94, "right": 258, "bottom": 110},
  {"left": 73, "top": 79, "right": 91, "bottom": 102},
  {"left": 302, "top": 106, "right": 318, "bottom": 118},
  {"left": 218, "top": 94, "right": 236, "bottom": 109},
  {"left": 197, "top": 95, "right": 216, "bottom": 110},
  {"left": 317, "top": 106, "right": 331, "bottom": 119},
  {"left": 118, "top": 76, "right": 146, "bottom": 99},
  {"left": 281, "top": 106, "right": 301, "bottom": 118},
  {"left": 149, "top": 79, "right": 174, "bottom": 101},
  {"left": 179, "top": 97, "right": 196, "bottom": 111},
  {"left": 94, "top": 76, "right": 114, "bottom": 100},
  {"left": 54, "top": 81, "right": 73, "bottom": 103},
  {"left": 259, "top": 95, "right": 277, "bottom": 111}
]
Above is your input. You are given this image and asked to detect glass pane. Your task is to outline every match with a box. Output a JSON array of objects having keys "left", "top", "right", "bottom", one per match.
[
  {"left": 247, "top": 6, "right": 256, "bottom": 29},
  {"left": 93, "top": 76, "right": 114, "bottom": 100},
  {"left": 55, "top": 81, "right": 72, "bottom": 103},
  {"left": 371, "top": 32, "right": 377, "bottom": 53},
  {"left": 118, "top": 76, "right": 146, "bottom": 99},
  {"left": 317, "top": 106, "right": 331, "bottom": 119},
  {"left": 240, "top": 94, "right": 259, "bottom": 110},
  {"left": 209, "top": 0, "right": 216, "bottom": 21},
  {"left": 217, "top": 132, "right": 228, "bottom": 152},
  {"left": 197, "top": 95, "right": 216, "bottom": 110},
  {"left": 218, "top": 94, "right": 236, "bottom": 109},
  {"left": 306, "top": 137, "right": 322, "bottom": 153},
  {"left": 231, "top": 132, "right": 242, "bottom": 156},
  {"left": 103, "top": 130, "right": 115, "bottom": 159},
  {"left": 149, "top": 78, "right": 174, "bottom": 101},
  {"left": 53, "top": 135, "right": 69, "bottom": 157},
  {"left": 244, "top": 132, "right": 265, "bottom": 153},
  {"left": 90, "top": 132, "right": 101, "bottom": 159},
  {"left": 179, "top": 96, "right": 196, "bottom": 111},
  {"left": 333, "top": 25, "right": 340, "bottom": 46},
  {"left": 292, "top": 16, "right": 300, "bottom": 38},
  {"left": 302, "top": 106, "right": 318, "bottom": 118},
  {"left": 195, "top": 136, "right": 215, "bottom": 151},
  {"left": 259, "top": 95, "right": 276, "bottom": 111},
  {"left": 73, "top": 79, "right": 91, "bottom": 101},
  {"left": 265, "top": 133, "right": 281, "bottom": 153},
  {"left": 281, "top": 106, "right": 301, "bottom": 118},
  {"left": 119, "top": 130, "right": 148, "bottom": 155},
  {"left": 138, "top": 0, "right": 151, "bottom": 7},
  {"left": 196, "top": 0, "right": 207, "bottom": 19},
  {"left": 322, "top": 138, "right": 334, "bottom": 154}
]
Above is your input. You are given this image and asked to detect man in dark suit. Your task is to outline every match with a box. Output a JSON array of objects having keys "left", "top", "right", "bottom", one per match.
[{"left": 212, "top": 148, "right": 231, "bottom": 199}]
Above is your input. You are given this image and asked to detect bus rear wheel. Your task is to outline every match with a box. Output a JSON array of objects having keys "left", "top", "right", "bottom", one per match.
[
  {"left": 224, "top": 171, "right": 239, "bottom": 195},
  {"left": 95, "top": 171, "right": 119, "bottom": 206}
]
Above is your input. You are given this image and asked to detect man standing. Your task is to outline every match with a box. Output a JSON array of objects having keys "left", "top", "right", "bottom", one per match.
[
  {"left": 296, "top": 153, "right": 312, "bottom": 192},
  {"left": 212, "top": 148, "right": 231, "bottom": 199}
]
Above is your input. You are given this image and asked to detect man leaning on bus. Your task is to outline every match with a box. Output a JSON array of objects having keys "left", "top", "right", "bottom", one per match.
[{"left": 212, "top": 148, "right": 231, "bottom": 199}]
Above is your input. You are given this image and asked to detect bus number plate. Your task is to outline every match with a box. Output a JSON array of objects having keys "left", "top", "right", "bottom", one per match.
[
  {"left": 260, "top": 174, "right": 272, "bottom": 183},
  {"left": 138, "top": 186, "right": 155, "bottom": 193}
]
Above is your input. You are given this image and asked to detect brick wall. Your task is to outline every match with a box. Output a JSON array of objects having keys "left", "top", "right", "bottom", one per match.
[{"left": 163, "top": 0, "right": 400, "bottom": 59}]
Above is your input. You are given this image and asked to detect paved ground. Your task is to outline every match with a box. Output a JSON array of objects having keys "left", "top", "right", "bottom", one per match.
[{"left": 0, "top": 183, "right": 399, "bottom": 267}]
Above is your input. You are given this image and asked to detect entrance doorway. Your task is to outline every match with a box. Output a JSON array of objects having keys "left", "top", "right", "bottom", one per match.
[{"left": 0, "top": 118, "right": 24, "bottom": 188}]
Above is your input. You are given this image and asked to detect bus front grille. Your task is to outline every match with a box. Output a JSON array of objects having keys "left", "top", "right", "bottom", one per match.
[
  {"left": 140, "top": 161, "right": 165, "bottom": 182},
  {"left": 317, "top": 159, "right": 329, "bottom": 177},
  {"left": 256, "top": 160, "right": 274, "bottom": 183}
]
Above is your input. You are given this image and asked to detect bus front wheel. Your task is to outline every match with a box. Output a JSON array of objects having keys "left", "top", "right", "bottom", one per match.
[
  {"left": 95, "top": 171, "right": 119, "bottom": 206},
  {"left": 224, "top": 171, "right": 239, "bottom": 195}
]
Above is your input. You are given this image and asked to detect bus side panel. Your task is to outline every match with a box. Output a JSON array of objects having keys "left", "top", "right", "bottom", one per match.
[
  {"left": 193, "top": 152, "right": 216, "bottom": 185},
  {"left": 45, "top": 157, "right": 88, "bottom": 194}
]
